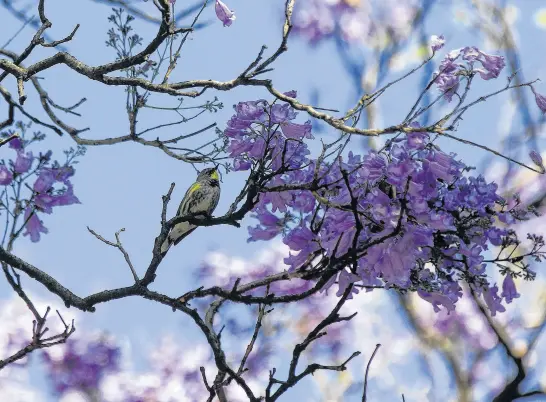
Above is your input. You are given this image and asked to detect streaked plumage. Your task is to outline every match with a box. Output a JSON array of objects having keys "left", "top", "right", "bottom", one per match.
[{"left": 160, "top": 167, "right": 220, "bottom": 254}]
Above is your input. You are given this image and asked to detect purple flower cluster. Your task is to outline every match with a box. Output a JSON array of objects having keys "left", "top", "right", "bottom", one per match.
[
  {"left": 42, "top": 336, "right": 120, "bottom": 395},
  {"left": 435, "top": 46, "right": 506, "bottom": 101},
  {"left": 225, "top": 91, "right": 313, "bottom": 174},
  {"left": 0, "top": 132, "right": 81, "bottom": 242},
  {"left": 223, "top": 96, "right": 543, "bottom": 315}
]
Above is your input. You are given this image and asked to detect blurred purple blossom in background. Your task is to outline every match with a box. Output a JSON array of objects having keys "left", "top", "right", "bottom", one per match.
[
  {"left": 291, "top": 0, "right": 418, "bottom": 45},
  {"left": 42, "top": 336, "right": 121, "bottom": 396}
]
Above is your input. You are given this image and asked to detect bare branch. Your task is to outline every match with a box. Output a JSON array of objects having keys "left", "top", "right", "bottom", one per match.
[
  {"left": 267, "top": 287, "right": 360, "bottom": 400},
  {"left": 0, "top": 263, "right": 75, "bottom": 370},
  {"left": 0, "top": 83, "right": 64, "bottom": 135},
  {"left": 87, "top": 227, "right": 140, "bottom": 283},
  {"left": 0, "top": 132, "right": 19, "bottom": 147},
  {"left": 362, "top": 344, "right": 381, "bottom": 402}
]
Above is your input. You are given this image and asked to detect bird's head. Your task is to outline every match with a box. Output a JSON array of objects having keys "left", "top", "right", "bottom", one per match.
[{"left": 197, "top": 167, "right": 220, "bottom": 185}]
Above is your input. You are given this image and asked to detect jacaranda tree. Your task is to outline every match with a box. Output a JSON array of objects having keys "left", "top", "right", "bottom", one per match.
[{"left": 1, "top": 0, "right": 546, "bottom": 401}]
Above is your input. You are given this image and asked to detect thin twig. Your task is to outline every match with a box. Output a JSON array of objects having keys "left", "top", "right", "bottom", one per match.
[
  {"left": 0, "top": 133, "right": 20, "bottom": 147},
  {"left": 362, "top": 344, "right": 381, "bottom": 402},
  {"left": 87, "top": 227, "right": 140, "bottom": 282}
]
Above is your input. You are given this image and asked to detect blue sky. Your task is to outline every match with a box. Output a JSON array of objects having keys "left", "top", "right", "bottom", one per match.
[{"left": 3, "top": 0, "right": 546, "bottom": 400}]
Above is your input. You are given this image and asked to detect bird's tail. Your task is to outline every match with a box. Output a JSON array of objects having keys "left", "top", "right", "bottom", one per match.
[{"left": 160, "top": 221, "right": 196, "bottom": 254}]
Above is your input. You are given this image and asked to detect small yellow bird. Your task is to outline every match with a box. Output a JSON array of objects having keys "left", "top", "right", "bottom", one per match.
[{"left": 161, "top": 167, "right": 221, "bottom": 253}]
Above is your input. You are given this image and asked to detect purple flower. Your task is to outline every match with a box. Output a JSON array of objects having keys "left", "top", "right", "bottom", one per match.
[
  {"left": 474, "top": 49, "right": 505, "bottom": 80},
  {"left": 35, "top": 183, "right": 80, "bottom": 213},
  {"left": 215, "top": 0, "right": 236, "bottom": 27},
  {"left": 530, "top": 150, "right": 544, "bottom": 169},
  {"left": 228, "top": 139, "right": 253, "bottom": 157},
  {"left": 283, "top": 223, "right": 321, "bottom": 270},
  {"left": 248, "top": 138, "right": 267, "bottom": 159},
  {"left": 440, "top": 51, "right": 460, "bottom": 73},
  {"left": 436, "top": 73, "right": 460, "bottom": 102},
  {"left": 33, "top": 166, "right": 75, "bottom": 193},
  {"left": 270, "top": 104, "right": 297, "bottom": 124},
  {"left": 283, "top": 90, "right": 297, "bottom": 98},
  {"left": 418, "top": 288, "right": 459, "bottom": 313},
  {"left": 290, "top": 190, "right": 315, "bottom": 213},
  {"left": 0, "top": 165, "right": 13, "bottom": 185},
  {"left": 233, "top": 158, "right": 252, "bottom": 171},
  {"left": 29, "top": 166, "right": 80, "bottom": 227},
  {"left": 483, "top": 285, "right": 506, "bottom": 316},
  {"left": 461, "top": 46, "right": 479, "bottom": 62},
  {"left": 360, "top": 152, "right": 387, "bottom": 182},
  {"left": 247, "top": 208, "right": 283, "bottom": 242},
  {"left": 406, "top": 125, "right": 429, "bottom": 150},
  {"left": 261, "top": 189, "right": 292, "bottom": 213},
  {"left": 501, "top": 274, "right": 520, "bottom": 304},
  {"left": 14, "top": 151, "right": 33, "bottom": 174},
  {"left": 284, "top": 224, "right": 315, "bottom": 251},
  {"left": 52, "top": 166, "right": 75, "bottom": 182},
  {"left": 459, "top": 47, "right": 505, "bottom": 80},
  {"left": 281, "top": 121, "right": 314, "bottom": 139},
  {"left": 425, "top": 151, "right": 453, "bottom": 181},
  {"left": 336, "top": 270, "right": 360, "bottom": 299},
  {"left": 498, "top": 211, "right": 515, "bottom": 225},
  {"left": 270, "top": 137, "right": 310, "bottom": 170},
  {"left": 234, "top": 100, "right": 266, "bottom": 121},
  {"left": 8, "top": 136, "right": 23, "bottom": 150},
  {"left": 531, "top": 86, "right": 546, "bottom": 113},
  {"left": 486, "top": 227, "right": 506, "bottom": 246},
  {"left": 33, "top": 170, "right": 56, "bottom": 193},
  {"left": 430, "top": 34, "right": 445, "bottom": 52},
  {"left": 387, "top": 158, "right": 416, "bottom": 187},
  {"left": 23, "top": 208, "right": 48, "bottom": 243}
]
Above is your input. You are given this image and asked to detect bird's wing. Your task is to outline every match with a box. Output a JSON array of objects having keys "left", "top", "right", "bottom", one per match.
[
  {"left": 160, "top": 182, "right": 204, "bottom": 254},
  {"left": 177, "top": 181, "right": 202, "bottom": 215}
]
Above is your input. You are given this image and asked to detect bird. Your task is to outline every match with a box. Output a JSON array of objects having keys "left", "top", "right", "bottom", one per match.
[{"left": 160, "top": 167, "right": 221, "bottom": 254}]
